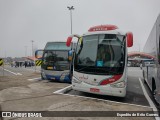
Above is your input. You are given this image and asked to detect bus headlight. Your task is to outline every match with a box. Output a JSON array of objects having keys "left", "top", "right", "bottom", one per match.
[
  {"left": 41, "top": 71, "right": 47, "bottom": 79},
  {"left": 110, "top": 81, "right": 126, "bottom": 88}
]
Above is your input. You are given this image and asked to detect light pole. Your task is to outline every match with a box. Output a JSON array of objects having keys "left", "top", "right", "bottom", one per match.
[
  {"left": 31, "top": 40, "right": 36, "bottom": 71},
  {"left": 31, "top": 40, "right": 34, "bottom": 57},
  {"left": 138, "top": 43, "right": 140, "bottom": 52},
  {"left": 4, "top": 50, "right": 6, "bottom": 58},
  {"left": 67, "top": 6, "right": 74, "bottom": 34},
  {"left": 24, "top": 46, "right": 27, "bottom": 57}
]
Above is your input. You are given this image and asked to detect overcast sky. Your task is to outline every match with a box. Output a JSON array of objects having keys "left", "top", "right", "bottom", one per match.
[{"left": 0, "top": 0, "right": 160, "bottom": 57}]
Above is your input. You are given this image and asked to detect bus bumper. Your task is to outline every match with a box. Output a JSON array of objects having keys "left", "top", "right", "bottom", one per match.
[
  {"left": 72, "top": 82, "right": 126, "bottom": 97},
  {"left": 45, "top": 74, "right": 71, "bottom": 83},
  {"left": 41, "top": 70, "right": 71, "bottom": 83}
]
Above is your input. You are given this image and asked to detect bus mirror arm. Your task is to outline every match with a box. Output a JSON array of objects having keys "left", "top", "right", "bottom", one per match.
[
  {"left": 66, "top": 34, "right": 80, "bottom": 47},
  {"left": 68, "top": 50, "right": 73, "bottom": 61},
  {"left": 35, "top": 50, "right": 39, "bottom": 59}
]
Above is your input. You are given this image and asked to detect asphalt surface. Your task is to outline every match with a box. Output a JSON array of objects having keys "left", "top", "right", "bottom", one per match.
[
  {"left": 64, "top": 67, "right": 149, "bottom": 107},
  {"left": 0, "top": 65, "right": 40, "bottom": 76},
  {"left": 0, "top": 65, "right": 158, "bottom": 120}
]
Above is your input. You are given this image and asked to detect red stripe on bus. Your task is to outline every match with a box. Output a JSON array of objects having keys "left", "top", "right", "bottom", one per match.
[{"left": 100, "top": 75, "right": 122, "bottom": 85}]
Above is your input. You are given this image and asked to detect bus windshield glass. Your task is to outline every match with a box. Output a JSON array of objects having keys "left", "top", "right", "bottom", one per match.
[
  {"left": 42, "top": 51, "right": 69, "bottom": 71},
  {"left": 74, "top": 34, "right": 126, "bottom": 75},
  {"left": 45, "top": 42, "right": 71, "bottom": 50}
]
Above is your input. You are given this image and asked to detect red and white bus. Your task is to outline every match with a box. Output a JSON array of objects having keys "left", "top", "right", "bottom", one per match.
[{"left": 66, "top": 25, "right": 133, "bottom": 97}]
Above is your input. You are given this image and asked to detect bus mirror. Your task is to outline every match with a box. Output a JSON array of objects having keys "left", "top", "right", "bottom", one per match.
[
  {"left": 35, "top": 50, "right": 38, "bottom": 58},
  {"left": 127, "top": 32, "right": 133, "bottom": 47},
  {"left": 66, "top": 37, "right": 73, "bottom": 47},
  {"left": 68, "top": 50, "right": 73, "bottom": 61},
  {"left": 35, "top": 50, "right": 43, "bottom": 59}
]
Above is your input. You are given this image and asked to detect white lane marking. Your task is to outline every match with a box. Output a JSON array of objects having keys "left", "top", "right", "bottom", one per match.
[
  {"left": 24, "top": 68, "right": 41, "bottom": 72},
  {"left": 4, "top": 69, "right": 18, "bottom": 75},
  {"left": 28, "top": 77, "right": 41, "bottom": 81},
  {"left": 53, "top": 85, "right": 152, "bottom": 109},
  {"left": 3, "top": 69, "right": 23, "bottom": 76},
  {"left": 17, "top": 73, "right": 22, "bottom": 75},
  {"left": 139, "top": 78, "right": 160, "bottom": 120},
  {"left": 54, "top": 85, "right": 72, "bottom": 94}
]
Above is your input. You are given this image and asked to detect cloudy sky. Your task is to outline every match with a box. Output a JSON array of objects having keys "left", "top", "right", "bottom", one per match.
[{"left": 0, "top": 0, "right": 160, "bottom": 57}]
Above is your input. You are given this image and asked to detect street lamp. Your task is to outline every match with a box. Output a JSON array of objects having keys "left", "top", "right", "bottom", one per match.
[
  {"left": 138, "top": 43, "right": 140, "bottom": 52},
  {"left": 31, "top": 40, "right": 34, "bottom": 57},
  {"left": 24, "top": 46, "right": 27, "bottom": 57},
  {"left": 67, "top": 6, "right": 74, "bottom": 34},
  {"left": 31, "top": 40, "right": 36, "bottom": 71}
]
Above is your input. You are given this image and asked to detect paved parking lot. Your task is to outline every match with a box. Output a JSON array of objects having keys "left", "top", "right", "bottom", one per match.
[
  {"left": 64, "top": 67, "right": 149, "bottom": 106},
  {"left": 0, "top": 66, "right": 159, "bottom": 120}
]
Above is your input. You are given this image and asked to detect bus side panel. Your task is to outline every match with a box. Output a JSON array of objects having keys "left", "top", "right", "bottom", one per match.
[
  {"left": 143, "top": 21, "right": 157, "bottom": 90},
  {"left": 143, "top": 14, "right": 160, "bottom": 104},
  {"left": 156, "top": 14, "right": 160, "bottom": 104}
]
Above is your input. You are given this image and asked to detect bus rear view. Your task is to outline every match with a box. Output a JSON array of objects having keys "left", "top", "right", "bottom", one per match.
[{"left": 66, "top": 25, "right": 133, "bottom": 97}]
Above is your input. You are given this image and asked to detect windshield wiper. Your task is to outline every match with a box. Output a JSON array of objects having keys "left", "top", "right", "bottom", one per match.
[
  {"left": 95, "top": 68, "right": 119, "bottom": 75},
  {"left": 89, "top": 67, "right": 122, "bottom": 75},
  {"left": 75, "top": 66, "right": 92, "bottom": 72},
  {"left": 75, "top": 66, "right": 122, "bottom": 75}
]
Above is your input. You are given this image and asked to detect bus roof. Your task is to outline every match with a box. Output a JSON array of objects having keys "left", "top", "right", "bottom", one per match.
[
  {"left": 44, "top": 41, "right": 71, "bottom": 50},
  {"left": 83, "top": 29, "right": 126, "bottom": 36},
  {"left": 82, "top": 25, "right": 126, "bottom": 36}
]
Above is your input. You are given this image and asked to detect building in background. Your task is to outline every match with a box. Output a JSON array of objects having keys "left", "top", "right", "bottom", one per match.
[{"left": 128, "top": 51, "right": 155, "bottom": 67}]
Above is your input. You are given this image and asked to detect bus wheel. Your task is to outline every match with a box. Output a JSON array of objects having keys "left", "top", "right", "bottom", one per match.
[
  {"left": 152, "top": 79, "right": 156, "bottom": 95},
  {"left": 143, "top": 71, "right": 146, "bottom": 84},
  {"left": 152, "top": 79, "right": 157, "bottom": 103}
]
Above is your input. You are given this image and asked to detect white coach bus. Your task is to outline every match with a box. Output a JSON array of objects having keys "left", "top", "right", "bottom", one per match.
[
  {"left": 142, "top": 14, "right": 160, "bottom": 105},
  {"left": 66, "top": 25, "right": 133, "bottom": 97}
]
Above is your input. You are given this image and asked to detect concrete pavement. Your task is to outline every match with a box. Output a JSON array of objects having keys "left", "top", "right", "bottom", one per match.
[{"left": 0, "top": 66, "right": 158, "bottom": 120}]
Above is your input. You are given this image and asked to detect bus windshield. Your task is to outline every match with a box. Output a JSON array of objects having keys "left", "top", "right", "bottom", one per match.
[
  {"left": 42, "top": 51, "right": 70, "bottom": 71},
  {"left": 74, "top": 34, "right": 126, "bottom": 75},
  {"left": 45, "top": 42, "right": 71, "bottom": 50}
]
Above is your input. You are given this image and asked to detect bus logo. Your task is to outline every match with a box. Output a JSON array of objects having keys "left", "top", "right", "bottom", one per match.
[
  {"left": 79, "top": 74, "right": 88, "bottom": 80},
  {"left": 108, "top": 79, "right": 115, "bottom": 82}
]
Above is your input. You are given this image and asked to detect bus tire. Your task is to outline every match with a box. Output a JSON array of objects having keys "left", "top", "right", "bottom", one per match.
[
  {"left": 152, "top": 79, "right": 157, "bottom": 102},
  {"left": 143, "top": 70, "right": 146, "bottom": 84},
  {"left": 152, "top": 79, "right": 156, "bottom": 95}
]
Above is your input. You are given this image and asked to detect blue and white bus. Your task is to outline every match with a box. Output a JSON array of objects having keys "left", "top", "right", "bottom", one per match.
[{"left": 36, "top": 41, "right": 75, "bottom": 83}]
